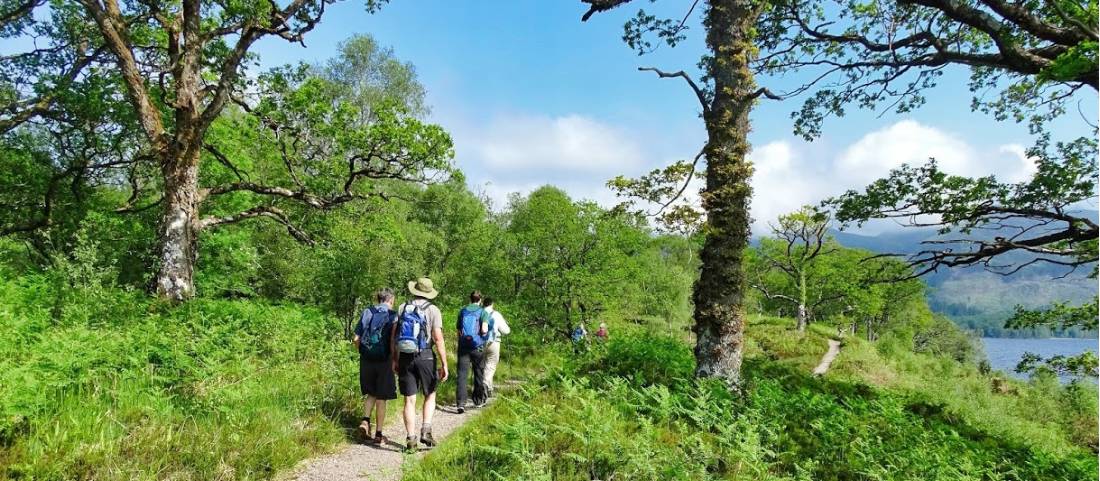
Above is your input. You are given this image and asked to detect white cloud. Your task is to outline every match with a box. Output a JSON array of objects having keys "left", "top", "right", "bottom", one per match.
[
  {"left": 747, "top": 120, "right": 1038, "bottom": 233},
  {"left": 472, "top": 114, "right": 645, "bottom": 173},
  {"left": 447, "top": 111, "right": 699, "bottom": 211},
  {"left": 996, "top": 143, "right": 1039, "bottom": 183},
  {"left": 750, "top": 140, "right": 825, "bottom": 235},
  {"left": 447, "top": 114, "right": 1037, "bottom": 234},
  {"left": 837, "top": 120, "right": 976, "bottom": 184}
]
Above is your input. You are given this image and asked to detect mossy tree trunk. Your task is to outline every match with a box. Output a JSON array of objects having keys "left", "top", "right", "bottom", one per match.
[{"left": 692, "top": 0, "right": 764, "bottom": 385}]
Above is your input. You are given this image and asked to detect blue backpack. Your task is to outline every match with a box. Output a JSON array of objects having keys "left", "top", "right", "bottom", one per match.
[
  {"left": 358, "top": 305, "right": 392, "bottom": 361},
  {"left": 458, "top": 306, "right": 490, "bottom": 351},
  {"left": 571, "top": 326, "right": 586, "bottom": 342},
  {"left": 395, "top": 301, "right": 432, "bottom": 354}
]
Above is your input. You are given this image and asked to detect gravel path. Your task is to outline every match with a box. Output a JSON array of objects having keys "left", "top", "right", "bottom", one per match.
[
  {"left": 288, "top": 380, "right": 522, "bottom": 481},
  {"left": 812, "top": 339, "right": 842, "bottom": 376}
]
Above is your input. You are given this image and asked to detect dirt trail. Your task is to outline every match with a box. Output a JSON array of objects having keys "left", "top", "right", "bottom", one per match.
[
  {"left": 289, "top": 381, "right": 521, "bottom": 481},
  {"left": 812, "top": 339, "right": 842, "bottom": 376}
]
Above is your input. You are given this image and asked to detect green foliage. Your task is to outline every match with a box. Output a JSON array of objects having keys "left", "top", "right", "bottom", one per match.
[
  {"left": 606, "top": 159, "right": 703, "bottom": 233},
  {"left": 406, "top": 329, "right": 1098, "bottom": 481},
  {"left": 754, "top": 0, "right": 1097, "bottom": 139},
  {"left": 1016, "top": 350, "right": 1100, "bottom": 380},
  {"left": 0, "top": 275, "right": 358, "bottom": 480},
  {"left": 504, "top": 186, "right": 656, "bottom": 330},
  {"left": 1007, "top": 296, "right": 1100, "bottom": 331},
  {"left": 824, "top": 135, "right": 1097, "bottom": 289},
  {"left": 748, "top": 235, "right": 925, "bottom": 340},
  {"left": 578, "top": 332, "right": 696, "bottom": 386}
]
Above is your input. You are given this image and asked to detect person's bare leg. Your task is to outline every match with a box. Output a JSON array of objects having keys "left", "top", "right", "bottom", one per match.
[
  {"left": 403, "top": 395, "right": 417, "bottom": 438},
  {"left": 419, "top": 390, "right": 438, "bottom": 446},
  {"left": 360, "top": 395, "right": 376, "bottom": 437},
  {"left": 363, "top": 395, "right": 376, "bottom": 419},
  {"left": 422, "top": 391, "right": 436, "bottom": 425},
  {"left": 374, "top": 399, "right": 386, "bottom": 432}
]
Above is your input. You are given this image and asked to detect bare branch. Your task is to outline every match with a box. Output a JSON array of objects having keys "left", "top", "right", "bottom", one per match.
[{"left": 638, "top": 67, "right": 710, "bottom": 113}]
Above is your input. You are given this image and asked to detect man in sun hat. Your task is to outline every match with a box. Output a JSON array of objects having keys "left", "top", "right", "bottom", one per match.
[{"left": 392, "top": 277, "right": 448, "bottom": 452}]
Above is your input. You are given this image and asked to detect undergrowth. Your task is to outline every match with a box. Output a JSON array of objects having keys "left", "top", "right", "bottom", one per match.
[
  {"left": 0, "top": 274, "right": 360, "bottom": 480},
  {"left": 405, "top": 327, "right": 1098, "bottom": 481}
]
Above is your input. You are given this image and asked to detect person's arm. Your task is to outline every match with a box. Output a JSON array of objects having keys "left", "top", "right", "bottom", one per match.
[
  {"left": 497, "top": 313, "right": 511, "bottom": 336},
  {"left": 353, "top": 312, "right": 363, "bottom": 346},
  {"left": 433, "top": 322, "right": 449, "bottom": 381}
]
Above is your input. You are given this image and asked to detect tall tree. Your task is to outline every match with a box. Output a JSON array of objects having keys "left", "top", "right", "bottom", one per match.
[
  {"left": 589, "top": 0, "right": 1096, "bottom": 365},
  {"left": 1, "top": 3, "right": 454, "bottom": 301},
  {"left": 583, "top": 0, "right": 776, "bottom": 384},
  {"left": 750, "top": 206, "right": 837, "bottom": 331}
]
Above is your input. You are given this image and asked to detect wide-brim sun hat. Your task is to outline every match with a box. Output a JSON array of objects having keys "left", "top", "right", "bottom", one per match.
[{"left": 407, "top": 277, "right": 439, "bottom": 299}]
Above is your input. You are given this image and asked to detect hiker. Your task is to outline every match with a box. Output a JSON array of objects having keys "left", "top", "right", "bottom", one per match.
[
  {"left": 455, "top": 290, "right": 493, "bottom": 412},
  {"left": 353, "top": 288, "right": 398, "bottom": 445},
  {"left": 595, "top": 322, "right": 609, "bottom": 341},
  {"left": 481, "top": 297, "right": 511, "bottom": 398},
  {"left": 571, "top": 321, "right": 587, "bottom": 353},
  {"left": 392, "top": 277, "right": 449, "bottom": 452}
]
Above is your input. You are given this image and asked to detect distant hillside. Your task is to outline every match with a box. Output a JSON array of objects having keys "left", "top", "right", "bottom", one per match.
[{"left": 830, "top": 216, "right": 1098, "bottom": 338}]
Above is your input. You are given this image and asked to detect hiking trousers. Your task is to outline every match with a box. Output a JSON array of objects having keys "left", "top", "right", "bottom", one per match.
[
  {"left": 483, "top": 341, "right": 501, "bottom": 394},
  {"left": 456, "top": 348, "right": 487, "bottom": 407}
]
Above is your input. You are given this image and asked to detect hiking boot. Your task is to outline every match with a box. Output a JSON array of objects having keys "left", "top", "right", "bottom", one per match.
[
  {"left": 456, "top": 405, "right": 465, "bottom": 414},
  {"left": 420, "top": 429, "right": 436, "bottom": 448},
  {"left": 473, "top": 401, "right": 487, "bottom": 409},
  {"left": 372, "top": 432, "right": 388, "bottom": 446},
  {"left": 405, "top": 436, "right": 418, "bottom": 453}
]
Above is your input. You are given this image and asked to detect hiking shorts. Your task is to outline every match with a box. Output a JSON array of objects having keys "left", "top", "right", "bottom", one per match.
[
  {"left": 397, "top": 351, "right": 438, "bottom": 396},
  {"left": 358, "top": 351, "right": 397, "bottom": 400}
]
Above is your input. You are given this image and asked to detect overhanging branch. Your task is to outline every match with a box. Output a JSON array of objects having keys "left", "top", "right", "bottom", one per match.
[{"left": 199, "top": 205, "right": 314, "bottom": 245}]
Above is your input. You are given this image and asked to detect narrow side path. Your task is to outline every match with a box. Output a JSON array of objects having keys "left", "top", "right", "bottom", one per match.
[
  {"left": 812, "top": 339, "right": 842, "bottom": 376},
  {"left": 289, "top": 380, "right": 522, "bottom": 481}
]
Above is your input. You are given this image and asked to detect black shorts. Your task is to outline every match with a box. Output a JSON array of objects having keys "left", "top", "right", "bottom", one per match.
[
  {"left": 397, "top": 351, "right": 438, "bottom": 396},
  {"left": 359, "top": 349, "right": 397, "bottom": 400}
]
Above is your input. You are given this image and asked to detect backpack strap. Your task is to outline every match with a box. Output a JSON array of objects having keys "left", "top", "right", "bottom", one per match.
[
  {"left": 367, "top": 304, "right": 388, "bottom": 332},
  {"left": 412, "top": 300, "right": 433, "bottom": 348}
]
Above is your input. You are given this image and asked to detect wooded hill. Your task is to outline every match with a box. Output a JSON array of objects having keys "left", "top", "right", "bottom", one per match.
[{"left": 831, "top": 222, "right": 1098, "bottom": 338}]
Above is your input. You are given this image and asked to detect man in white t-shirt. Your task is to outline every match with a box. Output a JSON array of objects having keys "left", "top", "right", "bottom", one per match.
[{"left": 481, "top": 297, "right": 511, "bottom": 397}]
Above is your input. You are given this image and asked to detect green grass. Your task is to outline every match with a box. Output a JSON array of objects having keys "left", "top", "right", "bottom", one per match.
[
  {"left": 4, "top": 269, "right": 1095, "bottom": 481},
  {"left": 0, "top": 275, "right": 361, "bottom": 480},
  {"left": 0, "top": 274, "right": 562, "bottom": 480}
]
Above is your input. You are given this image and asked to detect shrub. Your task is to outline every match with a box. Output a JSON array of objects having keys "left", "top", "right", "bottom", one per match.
[{"left": 580, "top": 332, "right": 695, "bottom": 386}]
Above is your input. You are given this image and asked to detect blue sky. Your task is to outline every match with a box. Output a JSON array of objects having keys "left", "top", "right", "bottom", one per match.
[{"left": 250, "top": 1, "right": 1097, "bottom": 232}]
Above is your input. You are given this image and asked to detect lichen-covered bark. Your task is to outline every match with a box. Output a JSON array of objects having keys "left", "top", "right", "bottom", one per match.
[
  {"left": 692, "top": 0, "right": 763, "bottom": 385},
  {"left": 154, "top": 146, "right": 201, "bottom": 301},
  {"left": 797, "top": 271, "right": 808, "bottom": 332}
]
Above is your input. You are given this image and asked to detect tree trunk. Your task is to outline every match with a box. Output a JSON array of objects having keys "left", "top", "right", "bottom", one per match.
[
  {"left": 796, "top": 270, "right": 808, "bottom": 332},
  {"left": 154, "top": 147, "right": 202, "bottom": 301},
  {"left": 692, "top": 0, "right": 762, "bottom": 386}
]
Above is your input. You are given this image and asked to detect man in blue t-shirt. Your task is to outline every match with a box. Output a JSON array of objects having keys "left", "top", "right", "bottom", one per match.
[
  {"left": 455, "top": 290, "right": 493, "bottom": 412},
  {"left": 353, "top": 288, "right": 398, "bottom": 445}
]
